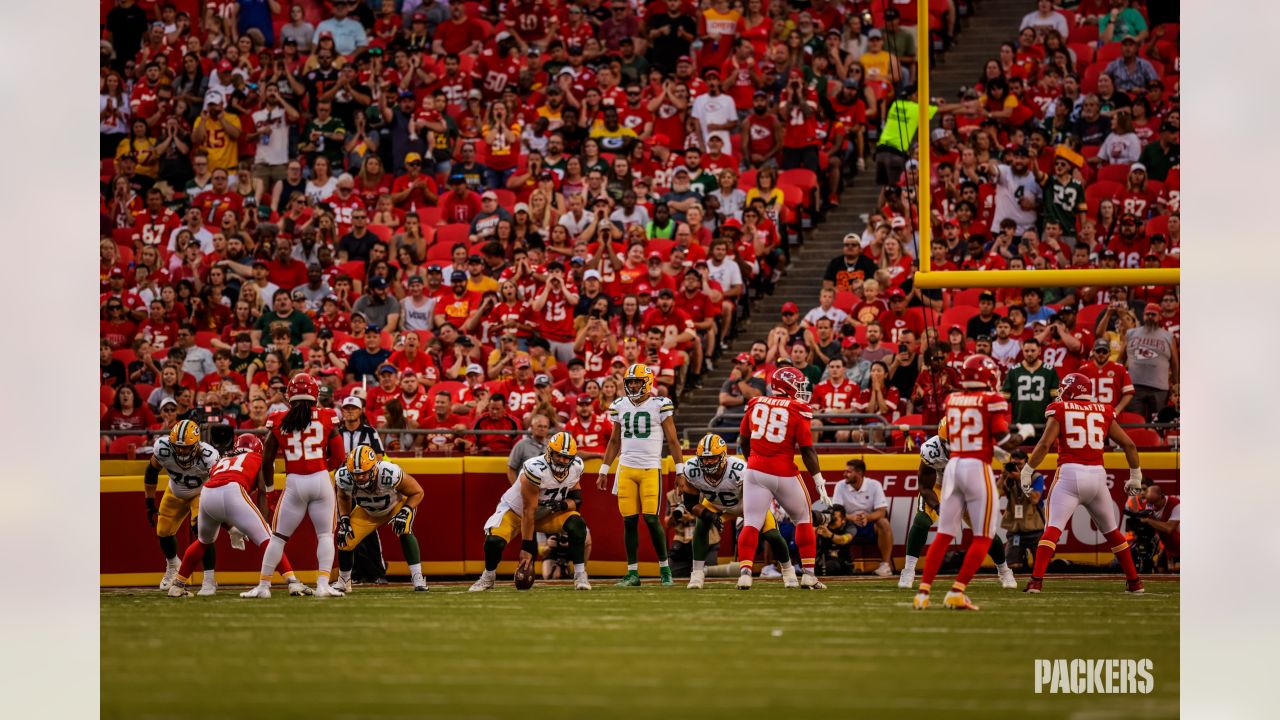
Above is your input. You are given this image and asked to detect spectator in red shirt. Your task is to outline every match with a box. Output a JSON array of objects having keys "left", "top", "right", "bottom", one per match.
[
  {"left": 471, "top": 393, "right": 521, "bottom": 455},
  {"left": 440, "top": 173, "right": 483, "bottom": 224},
  {"left": 1080, "top": 337, "right": 1136, "bottom": 412},
  {"left": 877, "top": 288, "right": 925, "bottom": 345},
  {"left": 911, "top": 348, "right": 963, "bottom": 426},
  {"left": 101, "top": 384, "right": 155, "bottom": 433}
]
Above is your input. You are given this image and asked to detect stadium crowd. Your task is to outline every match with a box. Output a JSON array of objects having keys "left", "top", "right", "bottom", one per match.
[{"left": 99, "top": 0, "right": 1180, "bottom": 457}]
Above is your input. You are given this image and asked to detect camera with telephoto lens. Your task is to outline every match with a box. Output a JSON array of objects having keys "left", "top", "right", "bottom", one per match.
[
  {"left": 1124, "top": 507, "right": 1156, "bottom": 536},
  {"left": 811, "top": 509, "right": 832, "bottom": 527}
]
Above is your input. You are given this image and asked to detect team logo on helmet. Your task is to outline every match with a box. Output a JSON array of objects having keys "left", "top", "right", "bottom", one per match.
[
  {"left": 1057, "top": 372, "right": 1094, "bottom": 402},
  {"left": 287, "top": 373, "right": 319, "bottom": 402},
  {"left": 545, "top": 432, "right": 578, "bottom": 480},
  {"left": 169, "top": 420, "right": 201, "bottom": 468},
  {"left": 623, "top": 364, "right": 655, "bottom": 401},
  {"left": 232, "top": 433, "right": 263, "bottom": 456},
  {"left": 696, "top": 433, "right": 729, "bottom": 479},
  {"left": 770, "top": 366, "right": 812, "bottom": 403},
  {"left": 345, "top": 445, "right": 379, "bottom": 489},
  {"left": 959, "top": 354, "right": 1000, "bottom": 390}
]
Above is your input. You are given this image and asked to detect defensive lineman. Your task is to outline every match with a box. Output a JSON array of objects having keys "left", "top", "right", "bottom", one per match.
[
  {"left": 1020, "top": 373, "right": 1145, "bottom": 594},
  {"left": 146, "top": 420, "right": 221, "bottom": 593},
  {"left": 597, "top": 365, "right": 686, "bottom": 587},
  {"left": 678, "top": 433, "right": 799, "bottom": 589},
  {"left": 334, "top": 446, "right": 428, "bottom": 592},
  {"left": 471, "top": 432, "right": 592, "bottom": 591}
]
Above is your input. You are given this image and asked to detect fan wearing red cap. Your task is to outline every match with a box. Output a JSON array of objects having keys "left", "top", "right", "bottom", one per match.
[
  {"left": 911, "top": 356, "right": 1033, "bottom": 611},
  {"left": 245, "top": 373, "right": 347, "bottom": 598}
]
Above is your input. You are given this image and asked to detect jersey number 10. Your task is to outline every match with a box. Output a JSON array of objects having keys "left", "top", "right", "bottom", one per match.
[{"left": 621, "top": 412, "right": 652, "bottom": 439}]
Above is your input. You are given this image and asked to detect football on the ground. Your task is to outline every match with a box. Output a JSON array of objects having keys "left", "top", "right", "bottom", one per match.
[{"left": 514, "top": 566, "right": 536, "bottom": 590}]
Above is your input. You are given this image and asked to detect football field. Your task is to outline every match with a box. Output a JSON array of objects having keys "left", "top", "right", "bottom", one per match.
[{"left": 101, "top": 576, "right": 1178, "bottom": 719}]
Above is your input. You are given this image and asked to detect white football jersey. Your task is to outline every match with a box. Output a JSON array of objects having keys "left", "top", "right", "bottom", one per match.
[
  {"left": 497, "top": 455, "right": 584, "bottom": 517},
  {"left": 336, "top": 460, "right": 405, "bottom": 518},
  {"left": 919, "top": 435, "right": 950, "bottom": 471},
  {"left": 684, "top": 455, "right": 748, "bottom": 514},
  {"left": 607, "top": 395, "right": 674, "bottom": 470},
  {"left": 152, "top": 437, "right": 221, "bottom": 500}
]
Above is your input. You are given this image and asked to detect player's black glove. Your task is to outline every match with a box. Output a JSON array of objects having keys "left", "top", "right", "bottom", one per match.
[
  {"left": 550, "top": 500, "right": 569, "bottom": 513},
  {"left": 391, "top": 507, "right": 414, "bottom": 535},
  {"left": 337, "top": 515, "right": 354, "bottom": 541},
  {"left": 145, "top": 497, "right": 158, "bottom": 527}
]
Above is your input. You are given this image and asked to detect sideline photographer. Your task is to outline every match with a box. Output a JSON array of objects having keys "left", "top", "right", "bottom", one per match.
[
  {"left": 814, "top": 504, "right": 857, "bottom": 576},
  {"left": 998, "top": 449, "right": 1044, "bottom": 570},
  {"left": 1125, "top": 483, "right": 1180, "bottom": 572}
]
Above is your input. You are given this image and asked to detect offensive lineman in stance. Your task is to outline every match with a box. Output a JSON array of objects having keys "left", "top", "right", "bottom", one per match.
[
  {"left": 1021, "top": 372, "right": 1146, "bottom": 594},
  {"left": 166, "top": 434, "right": 311, "bottom": 597},
  {"left": 898, "top": 435, "right": 1018, "bottom": 590},
  {"left": 471, "top": 432, "right": 592, "bottom": 591},
  {"left": 678, "top": 433, "right": 798, "bottom": 589},
  {"left": 243, "top": 374, "right": 346, "bottom": 599},
  {"left": 736, "top": 366, "right": 833, "bottom": 590},
  {"left": 914, "top": 355, "right": 1027, "bottom": 610},
  {"left": 334, "top": 446, "right": 428, "bottom": 593},
  {"left": 146, "top": 420, "right": 220, "bottom": 593},
  {"left": 597, "top": 364, "right": 686, "bottom": 587}
]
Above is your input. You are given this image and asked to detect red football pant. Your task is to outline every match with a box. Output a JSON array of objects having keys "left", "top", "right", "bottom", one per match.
[
  {"left": 1031, "top": 527, "right": 1137, "bottom": 581},
  {"left": 736, "top": 526, "right": 760, "bottom": 570},
  {"left": 177, "top": 538, "right": 295, "bottom": 582},
  {"left": 918, "top": 533, "right": 992, "bottom": 593}
]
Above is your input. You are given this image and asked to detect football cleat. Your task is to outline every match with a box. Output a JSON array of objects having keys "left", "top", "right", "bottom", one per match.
[
  {"left": 240, "top": 585, "right": 272, "bottom": 599},
  {"left": 998, "top": 566, "right": 1017, "bottom": 589},
  {"left": 800, "top": 573, "right": 826, "bottom": 590},
  {"left": 197, "top": 578, "right": 217, "bottom": 597},
  {"left": 413, "top": 578, "right": 429, "bottom": 592},
  {"left": 166, "top": 582, "right": 190, "bottom": 598},
  {"left": 913, "top": 591, "right": 930, "bottom": 610},
  {"left": 782, "top": 565, "right": 800, "bottom": 589},
  {"left": 314, "top": 584, "right": 345, "bottom": 598},
  {"left": 1126, "top": 578, "right": 1145, "bottom": 594},
  {"left": 331, "top": 577, "right": 350, "bottom": 593},
  {"left": 659, "top": 566, "right": 674, "bottom": 586},
  {"left": 874, "top": 562, "right": 894, "bottom": 578},
  {"left": 615, "top": 571, "right": 641, "bottom": 587},
  {"left": 760, "top": 564, "right": 782, "bottom": 579},
  {"left": 687, "top": 570, "right": 705, "bottom": 589},
  {"left": 468, "top": 575, "right": 495, "bottom": 592},
  {"left": 898, "top": 569, "right": 916, "bottom": 589},
  {"left": 573, "top": 572, "right": 591, "bottom": 591},
  {"left": 943, "top": 591, "right": 980, "bottom": 610},
  {"left": 288, "top": 580, "right": 314, "bottom": 596},
  {"left": 159, "top": 559, "right": 180, "bottom": 590},
  {"left": 1024, "top": 578, "right": 1043, "bottom": 594},
  {"left": 737, "top": 570, "right": 753, "bottom": 590}
]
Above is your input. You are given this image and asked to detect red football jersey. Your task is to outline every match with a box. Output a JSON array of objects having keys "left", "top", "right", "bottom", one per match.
[
  {"left": 566, "top": 413, "right": 612, "bottom": 453},
  {"left": 204, "top": 451, "right": 264, "bottom": 493},
  {"left": 812, "top": 377, "right": 859, "bottom": 425},
  {"left": 738, "top": 396, "right": 814, "bottom": 476},
  {"left": 941, "top": 391, "right": 1010, "bottom": 463},
  {"left": 397, "top": 388, "right": 432, "bottom": 423},
  {"left": 1045, "top": 400, "right": 1116, "bottom": 466},
  {"left": 1076, "top": 361, "right": 1135, "bottom": 408},
  {"left": 265, "top": 406, "right": 340, "bottom": 475}
]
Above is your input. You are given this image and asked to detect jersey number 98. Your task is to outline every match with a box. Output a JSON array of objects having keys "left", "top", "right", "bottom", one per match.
[{"left": 749, "top": 404, "right": 789, "bottom": 442}]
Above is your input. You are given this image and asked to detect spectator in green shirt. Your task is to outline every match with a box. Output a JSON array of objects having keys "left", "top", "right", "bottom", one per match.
[
  {"left": 253, "top": 288, "right": 317, "bottom": 348},
  {"left": 1137, "top": 121, "right": 1179, "bottom": 182},
  {"left": 1002, "top": 338, "right": 1060, "bottom": 435}
]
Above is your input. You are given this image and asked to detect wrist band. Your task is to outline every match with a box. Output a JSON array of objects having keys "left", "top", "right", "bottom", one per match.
[
  {"left": 675, "top": 463, "right": 685, "bottom": 475},
  {"left": 521, "top": 539, "right": 538, "bottom": 556}
]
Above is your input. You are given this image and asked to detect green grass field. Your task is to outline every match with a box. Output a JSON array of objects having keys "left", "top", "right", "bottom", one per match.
[{"left": 102, "top": 576, "right": 1178, "bottom": 720}]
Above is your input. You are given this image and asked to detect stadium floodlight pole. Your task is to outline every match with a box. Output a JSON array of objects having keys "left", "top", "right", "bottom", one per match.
[
  {"left": 913, "top": 267, "right": 1181, "bottom": 289},
  {"left": 917, "top": 0, "right": 931, "bottom": 273}
]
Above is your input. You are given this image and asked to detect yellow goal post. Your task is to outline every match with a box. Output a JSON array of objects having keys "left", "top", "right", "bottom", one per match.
[{"left": 910, "top": 3, "right": 1179, "bottom": 291}]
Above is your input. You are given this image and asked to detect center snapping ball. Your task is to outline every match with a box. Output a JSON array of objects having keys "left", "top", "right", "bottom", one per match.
[{"left": 514, "top": 565, "right": 536, "bottom": 590}]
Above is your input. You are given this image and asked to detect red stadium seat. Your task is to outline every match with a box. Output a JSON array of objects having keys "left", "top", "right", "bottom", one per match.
[
  {"left": 778, "top": 183, "right": 806, "bottom": 212},
  {"left": 1075, "top": 303, "right": 1108, "bottom": 333},
  {"left": 1095, "top": 42, "right": 1125, "bottom": 65},
  {"left": 1152, "top": 22, "right": 1179, "bottom": 43},
  {"left": 1144, "top": 214, "right": 1169, "bottom": 238},
  {"left": 940, "top": 306, "right": 980, "bottom": 332},
  {"left": 1127, "top": 428, "right": 1164, "bottom": 448},
  {"left": 112, "top": 348, "right": 136, "bottom": 366},
  {"left": 950, "top": 288, "right": 986, "bottom": 308},
  {"left": 367, "top": 224, "right": 393, "bottom": 242},
  {"left": 418, "top": 206, "right": 443, "bottom": 227},
  {"left": 1118, "top": 412, "right": 1147, "bottom": 426},
  {"left": 906, "top": 306, "right": 941, "bottom": 331},
  {"left": 1067, "top": 42, "right": 1094, "bottom": 67},
  {"left": 1084, "top": 181, "right": 1122, "bottom": 214},
  {"left": 134, "top": 384, "right": 155, "bottom": 404},
  {"left": 426, "top": 244, "right": 455, "bottom": 262},
  {"left": 833, "top": 290, "right": 856, "bottom": 314},
  {"left": 779, "top": 168, "right": 819, "bottom": 199},
  {"left": 1073, "top": 23, "right": 1098, "bottom": 43},
  {"left": 739, "top": 168, "right": 758, "bottom": 190},
  {"left": 430, "top": 381, "right": 465, "bottom": 401},
  {"left": 108, "top": 435, "right": 147, "bottom": 456},
  {"left": 112, "top": 227, "right": 138, "bottom": 249},
  {"left": 491, "top": 189, "right": 517, "bottom": 209},
  {"left": 435, "top": 224, "right": 472, "bottom": 250},
  {"left": 101, "top": 385, "right": 116, "bottom": 405},
  {"left": 336, "top": 260, "right": 366, "bottom": 281},
  {"left": 1081, "top": 65, "right": 1102, "bottom": 94},
  {"left": 101, "top": 157, "right": 115, "bottom": 179},
  {"left": 1096, "top": 164, "right": 1132, "bottom": 184},
  {"left": 194, "top": 331, "right": 218, "bottom": 349}
]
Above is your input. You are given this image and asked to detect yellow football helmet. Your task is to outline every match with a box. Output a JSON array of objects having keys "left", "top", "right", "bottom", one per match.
[
  {"left": 346, "top": 445, "right": 379, "bottom": 489},
  {"left": 696, "top": 433, "right": 729, "bottom": 477},
  {"left": 546, "top": 432, "right": 578, "bottom": 479},
  {"left": 624, "top": 363, "right": 655, "bottom": 401},
  {"left": 169, "top": 420, "right": 201, "bottom": 468}
]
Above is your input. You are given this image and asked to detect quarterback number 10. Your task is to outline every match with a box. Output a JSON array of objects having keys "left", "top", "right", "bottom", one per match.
[
  {"left": 749, "top": 404, "right": 789, "bottom": 443},
  {"left": 621, "top": 412, "right": 652, "bottom": 439}
]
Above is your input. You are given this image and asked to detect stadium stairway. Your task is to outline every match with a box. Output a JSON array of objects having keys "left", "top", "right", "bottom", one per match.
[{"left": 673, "top": 0, "right": 1027, "bottom": 441}]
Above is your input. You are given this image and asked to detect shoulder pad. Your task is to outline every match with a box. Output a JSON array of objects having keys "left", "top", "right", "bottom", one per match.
[
  {"left": 377, "top": 461, "right": 403, "bottom": 488},
  {"left": 523, "top": 457, "right": 548, "bottom": 484},
  {"left": 334, "top": 467, "right": 354, "bottom": 492},
  {"left": 154, "top": 436, "right": 171, "bottom": 453},
  {"left": 684, "top": 458, "right": 703, "bottom": 478}
]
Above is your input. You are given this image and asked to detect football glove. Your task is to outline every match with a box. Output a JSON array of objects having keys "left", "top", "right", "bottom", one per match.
[
  {"left": 228, "top": 527, "right": 247, "bottom": 551},
  {"left": 1124, "top": 468, "right": 1144, "bottom": 496},
  {"left": 391, "top": 507, "right": 414, "bottom": 535},
  {"left": 336, "top": 515, "right": 354, "bottom": 541},
  {"left": 1019, "top": 464, "right": 1035, "bottom": 494},
  {"left": 813, "top": 473, "right": 832, "bottom": 507},
  {"left": 993, "top": 446, "right": 1011, "bottom": 463},
  {"left": 145, "top": 498, "right": 158, "bottom": 527}
]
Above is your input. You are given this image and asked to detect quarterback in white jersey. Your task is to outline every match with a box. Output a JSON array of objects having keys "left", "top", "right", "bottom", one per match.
[
  {"left": 597, "top": 364, "right": 686, "bottom": 587},
  {"left": 144, "top": 420, "right": 222, "bottom": 592},
  {"left": 333, "top": 446, "right": 428, "bottom": 592},
  {"left": 471, "top": 433, "right": 592, "bottom": 591},
  {"left": 675, "top": 434, "right": 796, "bottom": 589}
]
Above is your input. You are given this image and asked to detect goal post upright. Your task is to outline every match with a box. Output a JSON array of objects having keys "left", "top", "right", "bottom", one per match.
[{"left": 917, "top": 0, "right": 932, "bottom": 273}]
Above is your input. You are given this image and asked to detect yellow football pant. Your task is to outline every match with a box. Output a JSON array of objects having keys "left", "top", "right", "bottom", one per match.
[
  {"left": 488, "top": 509, "right": 581, "bottom": 542},
  {"left": 615, "top": 466, "right": 661, "bottom": 517},
  {"left": 156, "top": 489, "right": 200, "bottom": 537},
  {"left": 337, "top": 499, "right": 410, "bottom": 551}
]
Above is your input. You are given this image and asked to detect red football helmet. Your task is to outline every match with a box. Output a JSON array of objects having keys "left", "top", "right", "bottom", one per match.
[
  {"left": 959, "top": 354, "right": 1001, "bottom": 390},
  {"left": 287, "top": 373, "right": 319, "bottom": 402},
  {"left": 770, "top": 366, "right": 812, "bottom": 403},
  {"left": 1058, "top": 372, "right": 1094, "bottom": 401},
  {"left": 232, "top": 433, "right": 263, "bottom": 456}
]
